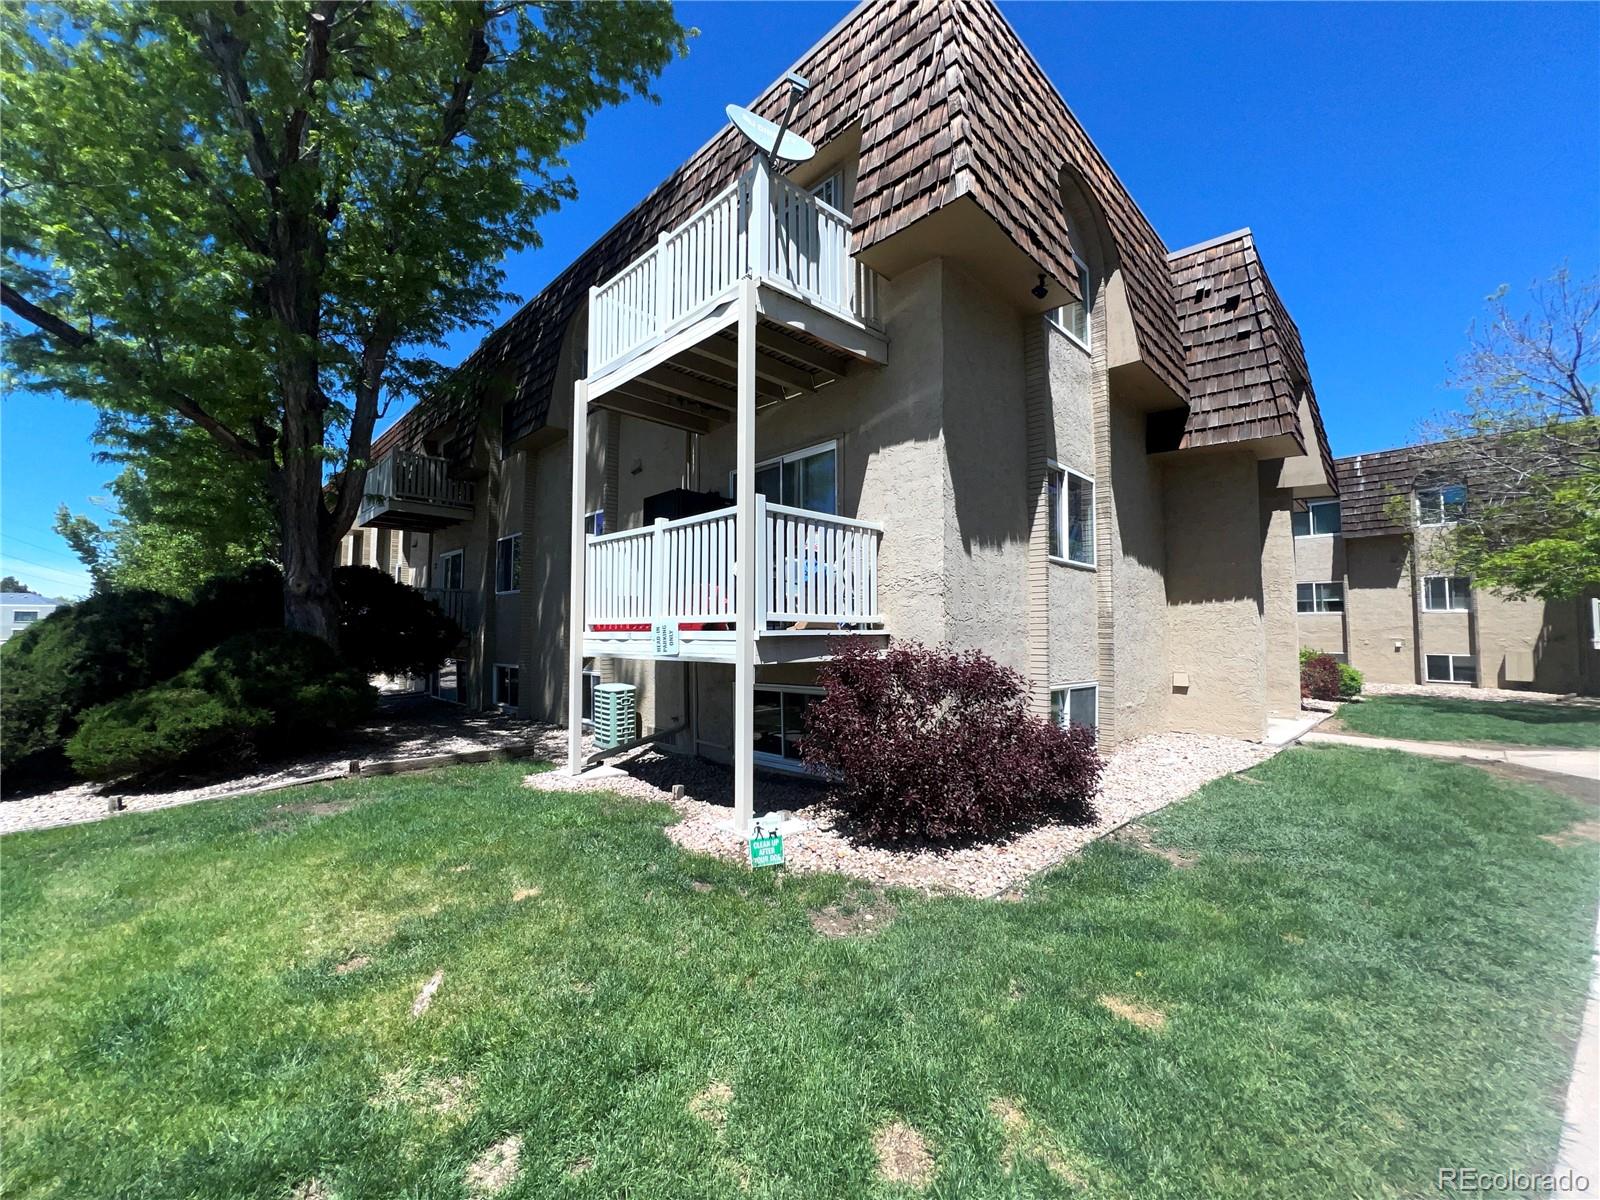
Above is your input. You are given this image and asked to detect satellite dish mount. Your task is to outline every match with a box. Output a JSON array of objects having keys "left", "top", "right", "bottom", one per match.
[{"left": 725, "top": 72, "right": 817, "bottom": 169}]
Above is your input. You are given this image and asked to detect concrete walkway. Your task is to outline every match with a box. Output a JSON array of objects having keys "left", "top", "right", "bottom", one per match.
[{"left": 1300, "top": 730, "right": 1599, "bottom": 783}]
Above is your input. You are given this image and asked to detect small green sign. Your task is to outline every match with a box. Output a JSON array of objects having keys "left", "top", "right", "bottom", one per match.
[{"left": 749, "top": 833, "right": 784, "bottom": 868}]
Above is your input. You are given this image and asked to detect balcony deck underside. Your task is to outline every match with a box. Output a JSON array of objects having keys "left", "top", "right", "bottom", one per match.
[
  {"left": 583, "top": 627, "right": 889, "bottom": 665},
  {"left": 356, "top": 500, "right": 473, "bottom": 532},
  {"left": 587, "top": 284, "right": 887, "bottom": 435}
]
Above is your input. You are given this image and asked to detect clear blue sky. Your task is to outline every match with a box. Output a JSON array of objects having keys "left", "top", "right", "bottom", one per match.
[{"left": 4, "top": 0, "right": 1596, "bottom": 598}]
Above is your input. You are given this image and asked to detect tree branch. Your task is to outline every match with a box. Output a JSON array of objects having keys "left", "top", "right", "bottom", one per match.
[{"left": 0, "top": 280, "right": 93, "bottom": 348}]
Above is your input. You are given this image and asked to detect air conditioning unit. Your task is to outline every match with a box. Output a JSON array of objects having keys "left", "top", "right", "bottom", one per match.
[{"left": 591, "top": 683, "right": 638, "bottom": 750}]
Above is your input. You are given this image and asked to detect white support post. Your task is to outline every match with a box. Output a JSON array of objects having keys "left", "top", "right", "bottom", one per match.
[
  {"left": 733, "top": 276, "right": 759, "bottom": 838},
  {"left": 748, "top": 160, "right": 771, "bottom": 282},
  {"left": 650, "top": 517, "right": 668, "bottom": 632},
  {"left": 566, "top": 379, "right": 590, "bottom": 775}
]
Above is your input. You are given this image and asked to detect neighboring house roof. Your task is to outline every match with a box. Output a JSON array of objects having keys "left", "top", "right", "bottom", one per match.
[
  {"left": 1168, "top": 229, "right": 1336, "bottom": 485},
  {"left": 1, "top": 592, "right": 61, "bottom": 606}
]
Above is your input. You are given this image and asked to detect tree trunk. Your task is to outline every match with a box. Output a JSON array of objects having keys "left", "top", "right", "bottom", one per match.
[{"left": 281, "top": 491, "right": 341, "bottom": 645}]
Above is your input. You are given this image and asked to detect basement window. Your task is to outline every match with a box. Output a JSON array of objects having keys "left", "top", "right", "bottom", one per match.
[
  {"left": 1296, "top": 582, "right": 1344, "bottom": 613},
  {"left": 753, "top": 686, "right": 822, "bottom": 767},
  {"left": 1425, "top": 654, "right": 1477, "bottom": 685},
  {"left": 1050, "top": 682, "right": 1099, "bottom": 736},
  {"left": 1292, "top": 500, "right": 1341, "bottom": 537},
  {"left": 1422, "top": 576, "right": 1471, "bottom": 613},
  {"left": 493, "top": 664, "right": 520, "bottom": 709}
]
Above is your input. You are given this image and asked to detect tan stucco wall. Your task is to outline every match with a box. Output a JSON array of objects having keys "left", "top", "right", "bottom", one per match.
[
  {"left": 1104, "top": 401, "right": 1172, "bottom": 740},
  {"left": 1292, "top": 531, "right": 1344, "bottom": 583},
  {"left": 1258, "top": 462, "right": 1302, "bottom": 719},
  {"left": 1043, "top": 317, "right": 1099, "bottom": 692},
  {"left": 1296, "top": 613, "right": 1347, "bottom": 657},
  {"left": 1343, "top": 535, "right": 1418, "bottom": 685}
]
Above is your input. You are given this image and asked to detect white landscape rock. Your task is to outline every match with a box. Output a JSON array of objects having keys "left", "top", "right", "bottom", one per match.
[{"left": 524, "top": 732, "right": 1274, "bottom": 899}]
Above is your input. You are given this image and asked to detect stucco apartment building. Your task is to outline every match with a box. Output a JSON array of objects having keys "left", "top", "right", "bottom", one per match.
[
  {"left": 340, "top": 0, "right": 1337, "bottom": 822},
  {"left": 1293, "top": 443, "right": 1600, "bottom": 694}
]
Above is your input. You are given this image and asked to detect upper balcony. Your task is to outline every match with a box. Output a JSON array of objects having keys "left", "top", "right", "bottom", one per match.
[
  {"left": 357, "top": 451, "right": 475, "bottom": 531},
  {"left": 584, "top": 160, "right": 887, "bottom": 415}
]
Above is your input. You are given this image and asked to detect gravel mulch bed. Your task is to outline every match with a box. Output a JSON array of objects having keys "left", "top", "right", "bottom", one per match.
[
  {"left": 2, "top": 697, "right": 564, "bottom": 837},
  {"left": 524, "top": 732, "right": 1274, "bottom": 898},
  {"left": 1364, "top": 682, "right": 1599, "bottom": 705}
]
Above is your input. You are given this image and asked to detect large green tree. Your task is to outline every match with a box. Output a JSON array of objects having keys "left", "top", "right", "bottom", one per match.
[
  {"left": 1414, "top": 267, "right": 1600, "bottom": 601},
  {"left": 3, "top": 1, "right": 686, "bottom": 641}
]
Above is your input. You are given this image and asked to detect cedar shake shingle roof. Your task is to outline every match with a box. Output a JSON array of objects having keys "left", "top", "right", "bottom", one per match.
[
  {"left": 1336, "top": 444, "right": 1421, "bottom": 536},
  {"left": 1168, "top": 229, "right": 1336, "bottom": 486},
  {"left": 381, "top": 0, "right": 1201, "bottom": 454}
]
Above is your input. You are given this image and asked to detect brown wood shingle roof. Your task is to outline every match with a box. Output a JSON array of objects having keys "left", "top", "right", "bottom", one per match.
[
  {"left": 1335, "top": 444, "right": 1421, "bottom": 536},
  {"left": 1168, "top": 229, "right": 1335, "bottom": 485},
  {"left": 380, "top": 0, "right": 1325, "bottom": 476}
]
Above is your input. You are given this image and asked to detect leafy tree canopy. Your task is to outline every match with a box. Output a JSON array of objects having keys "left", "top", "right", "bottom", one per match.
[
  {"left": 2, "top": 1, "right": 688, "bottom": 638},
  {"left": 1415, "top": 267, "right": 1600, "bottom": 601},
  {"left": 0, "top": 576, "right": 32, "bottom": 594}
]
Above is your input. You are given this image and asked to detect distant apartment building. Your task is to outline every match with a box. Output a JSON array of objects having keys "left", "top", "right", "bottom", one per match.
[
  {"left": 0, "top": 591, "right": 63, "bottom": 643},
  {"left": 1292, "top": 443, "right": 1600, "bottom": 694}
]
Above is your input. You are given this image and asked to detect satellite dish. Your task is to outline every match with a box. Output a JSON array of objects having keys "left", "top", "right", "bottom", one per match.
[{"left": 726, "top": 103, "right": 816, "bottom": 165}]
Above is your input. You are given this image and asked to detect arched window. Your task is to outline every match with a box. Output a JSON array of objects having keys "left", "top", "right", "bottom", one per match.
[{"left": 1047, "top": 244, "right": 1095, "bottom": 349}]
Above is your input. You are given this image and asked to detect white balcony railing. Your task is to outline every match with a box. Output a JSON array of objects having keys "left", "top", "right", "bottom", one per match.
[
  {"left": 357, "top": 451, "right": 474, "bottom": 525},
  {"left": 584, "top": 498, "right": 883, "bottom": 640},
  {"left": 588, "top": 160, "right": 885, "bottom": 376}
]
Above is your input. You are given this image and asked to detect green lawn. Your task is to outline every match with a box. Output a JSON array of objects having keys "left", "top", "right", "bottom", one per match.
[
  {"left": 1336, "top": 694, "right": 1600, "bottom": 748},
  {"left": 2, "top": 748, "right": 1596, "bottom": 1199}
]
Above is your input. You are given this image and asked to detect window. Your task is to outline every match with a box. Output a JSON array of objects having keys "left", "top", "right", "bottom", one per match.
[
  {"left": 436, "top": 549, "right": 464, "bottom": 591},
  {"left": 1425, "top": 654, "right": 1477, "bottom": 685},
  {"left": 1296, "top": 582, "right": 1345, "bottom": 613},
  {"left": 810, "top": 170, "right": 845, "bottom": 213},
  {"left": 495, "top": 534, "right": 521, "bottom": 593},
  {"left": 1417, "top": 484, "right": 1467, "bottom": 526},
  {"left": 1292, "top": 500, "right": 1342, "bottom": 537},
  {"left": 1423, "top": 575, "right": 1471, "bottom": 613},
  {"left": 11, "top": 610, "right": 37, "bottom": 626},
  {"left": 1046, "top": 464, "right": 1095, "bottom": 567},
  {"left": 1050, "top": 683, "right": 1099, "bottom": 735},
  {"left": 1047, "top": 251, "right": 1094, "bottom": 349},
  {"left": 493, "top": 664, "right": 520, "bottom": 709},
  {"left": 430, "top": 658, "right": 462, "bottom": 703},
  {"left": 733, "top": 441, "right": 837, "bottom": 514},
  {"left": 585, "top": 510, "right": 605, "bottom": 536},
  {"left": 752, "top": 686, "right": 821, "bottom": 765}
]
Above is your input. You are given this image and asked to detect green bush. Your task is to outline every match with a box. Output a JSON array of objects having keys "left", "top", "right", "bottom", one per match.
[
  {"left": 66, "top": 630, "right": 376, "bottom": 781},
  {"left": 333, "top": 566, "right": 462, "bottom": 677},
  {"left": 0, "top": 589, "right": 191, "bottom": 772},
  {"left": 1300, "top": 647, "right": 1363, "bottom": 699},
  {"left": 66, "top": 687, "right": 264, "bottom": 783}
]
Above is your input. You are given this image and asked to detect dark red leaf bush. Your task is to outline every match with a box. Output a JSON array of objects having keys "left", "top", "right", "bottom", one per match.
[
  {"left": 797, "top": 641, "right": 1103, "bottom": 846},
  {"left": 1300, "top": 652, "right": 1343, "bottom": 701}
]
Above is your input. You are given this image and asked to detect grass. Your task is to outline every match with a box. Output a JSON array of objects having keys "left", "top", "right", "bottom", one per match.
[
  {"left": 1335, "top": 694, "right": 1600, "bottom": 748},
  {"left": 2, "top": 747, "right": 1596, "bottom": 1199}
]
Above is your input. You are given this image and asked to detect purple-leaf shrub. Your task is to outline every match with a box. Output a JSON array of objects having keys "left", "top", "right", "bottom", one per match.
[
  {"left": 797, "top": 641, "right": 1103, "bottom": 846},
  {"left": 1300, "top": 652, "right": 1343, "bottom": 701}
]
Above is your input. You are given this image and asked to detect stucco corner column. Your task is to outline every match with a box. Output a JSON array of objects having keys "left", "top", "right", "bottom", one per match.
[
  {"left": 566, "top": 377, "right": 589, "bottom": 776},
  {"left": 732, "top": 276, "right": 758, "bottom": 838}
]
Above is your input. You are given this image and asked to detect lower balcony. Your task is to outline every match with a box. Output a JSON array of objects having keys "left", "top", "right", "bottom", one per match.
[
  {"left": 582, "top": 499, "right": 886, "bottom": 664},
  {"left": 421, "top": 587, "right": 475, "bottom": 636}
]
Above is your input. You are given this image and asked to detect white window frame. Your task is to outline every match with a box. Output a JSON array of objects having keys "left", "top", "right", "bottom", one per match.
[
  {"left": 11, "top": 610, "right": 38, "bottom": 625},
  {"left": 810, "top": 170, "right": 846, "bottom": 214},
  {"left": 1046, "top": 250, "right": 1093, "bottom": 351},
  {"left": 1416, "top": 484, "right": 1467, "bottom": 527},
  {"left": 495, "top": 533, "right": 521, "bottom": 594},
  {"left": 584, "top": 510, "right": 605, "bottom": 537},
  {"left": 1296, "top": 582, "right": 1344, "bottom": 614},
  {"left": 492, "top": 663, "right": 520, "bottom": 709},
  {"left": 580, "top": 658, "right": 601, "bottom": 728},
  {"left": 1050, "top": 681, "right": 1099, "bottom": 736},
  {"left": 730, "top": 439, "right": 839, "bottom": 515},
  {"left": 751, "top": 683, "right": 824, "bottom": 773},
  {"left": 1425, "top": 653, "right": 1477, "bottom": 685},
  {"left": 1422, "top": 575, "right": 1472, "bottom": 613},
  {"left": 1293, "top": 499, "right": 1342, "bottom": 538},
  {"left": 1046, "top": 462, "right": 1096, "bottom": 569},
  {"left": 435, "top": 548, "right": 464, "bottom": 591}
]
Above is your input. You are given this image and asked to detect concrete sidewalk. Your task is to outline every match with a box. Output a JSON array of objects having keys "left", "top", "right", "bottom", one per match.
[
  {"left": 1556, "top": 903, "right": 1600, "bottom": 1197},
  {"left": 1299, "top": 730, "right": 1599, "bottom": 783}
]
